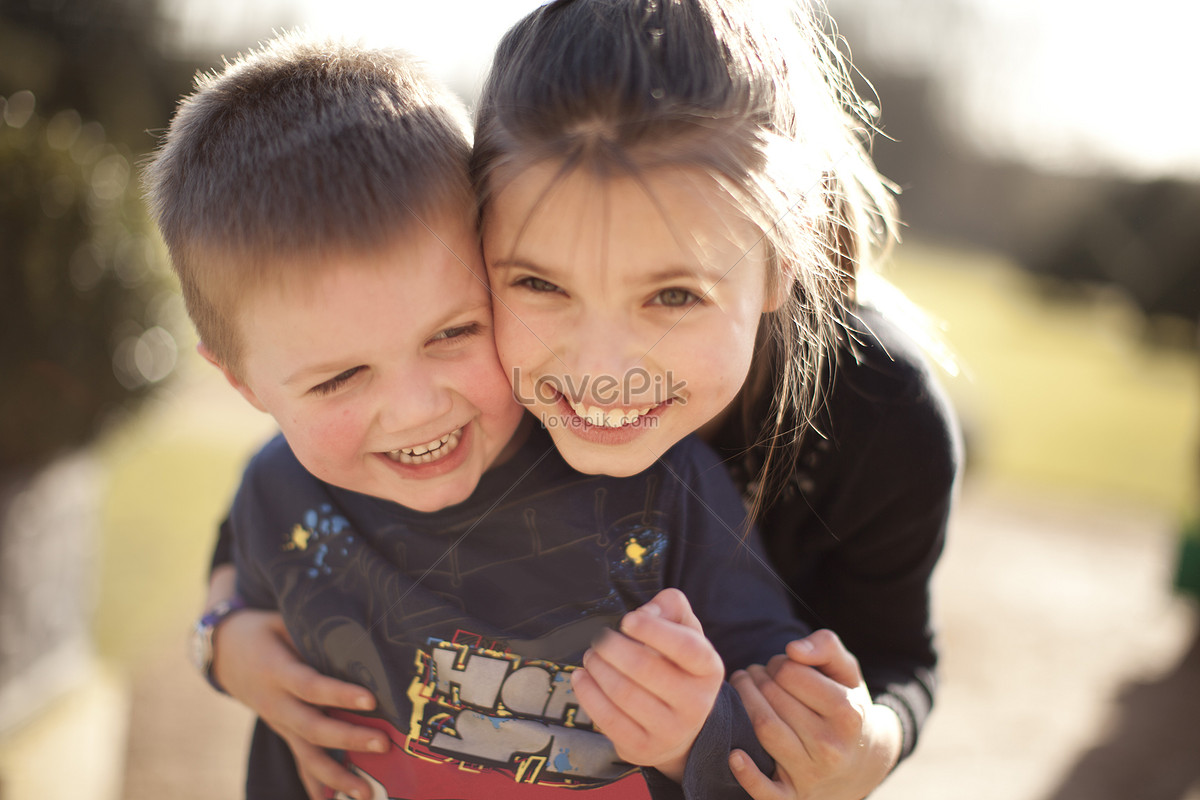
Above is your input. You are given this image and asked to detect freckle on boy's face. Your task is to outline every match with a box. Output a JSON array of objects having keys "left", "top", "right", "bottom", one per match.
[{"left": 230, "top": 216, "right": 526, "bottom": 512}]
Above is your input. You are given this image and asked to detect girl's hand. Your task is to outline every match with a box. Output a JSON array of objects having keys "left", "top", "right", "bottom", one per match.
[
  {"left": 571, "top": 588, "right": 724, "bottom": 782},
  {"left": 727, "top": 630, "right": 902, "bottom": 800},
  {"left": 211, "top": 607, "right": 390, "bottom": 800}
]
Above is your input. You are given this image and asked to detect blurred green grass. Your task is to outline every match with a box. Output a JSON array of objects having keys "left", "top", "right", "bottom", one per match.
[
  {"left": 93, "top": 364, "right": 275, "bottom": 665},
  {"left": 891, "top": 241, "right": 1198, "bottom": 513},
  {"left": 90, "top": 241, "right": 1200, "bottom": 667}
]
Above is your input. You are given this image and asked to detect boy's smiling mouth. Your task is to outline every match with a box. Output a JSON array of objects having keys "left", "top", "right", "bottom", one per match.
[{"left": 386, "top": 427, "right": 463, "bottom": 464}]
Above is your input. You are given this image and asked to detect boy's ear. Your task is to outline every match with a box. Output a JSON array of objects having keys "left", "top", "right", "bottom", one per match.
[{"left": 197, "top": 343, "right": 268, "bottom": 413}]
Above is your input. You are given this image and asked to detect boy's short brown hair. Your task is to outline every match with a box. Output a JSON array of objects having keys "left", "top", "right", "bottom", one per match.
[{"left": 145, "top": 32, "right": 474, "bottom": 374}]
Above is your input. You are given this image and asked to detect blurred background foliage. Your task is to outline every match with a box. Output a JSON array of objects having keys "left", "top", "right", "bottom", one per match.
[
  {"left": 0, "top": 92, "right": 173, "bottom": 477},
  {"left": 0, "top": 0, "right": 201, "bottom": 479}
]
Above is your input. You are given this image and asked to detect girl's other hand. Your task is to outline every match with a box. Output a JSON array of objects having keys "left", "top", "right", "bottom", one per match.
[
  {"left": 571, "top": 588, "right": 724, "bottom": 783},
  {"left": 727, "top": 629, "right": 902, "bottom": 800},
  {"left": 211, "top": 607, "right": 389, "bottom": 800}
]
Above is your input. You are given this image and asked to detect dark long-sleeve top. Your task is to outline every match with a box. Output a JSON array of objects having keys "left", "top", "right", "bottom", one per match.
[{"left": 710, "top": 305, "right": 963, "bottom": 761}]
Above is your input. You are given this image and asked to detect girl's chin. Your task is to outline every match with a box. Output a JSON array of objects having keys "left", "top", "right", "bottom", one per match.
[{"left": 543, "top": 429, "right": 665, "bottom": 477}]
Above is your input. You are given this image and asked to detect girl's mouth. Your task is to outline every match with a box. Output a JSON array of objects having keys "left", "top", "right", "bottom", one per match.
[
  {"left": 563, "top": 397, "right": 664, "bottom": 428},
  {"left": 385, "top": 427, "right": 463, "bottom": 465}
]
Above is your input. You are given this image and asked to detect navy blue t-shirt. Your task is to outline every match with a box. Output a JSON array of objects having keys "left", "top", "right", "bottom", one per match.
[{"left": 231, "top": 423, "right": 807, "bottom": 799}]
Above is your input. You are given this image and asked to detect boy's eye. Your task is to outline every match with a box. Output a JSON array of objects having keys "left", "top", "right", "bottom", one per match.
[
  {"left": 515, "top": 276, "right": 562, "bottom": 294},
  {"left": 429, "top": 322, "right": 482, "bottom": 343},
  {"left": 653, "top": 287, "right": 701, "bottom": 308},
  {"left": 309, "top": 366, "right": 363, "bottom": 396}
]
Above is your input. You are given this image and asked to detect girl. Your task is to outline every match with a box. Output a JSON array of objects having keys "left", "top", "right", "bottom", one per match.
[{"left": 203, "top": 1, "right": 960, "bottom": 798}]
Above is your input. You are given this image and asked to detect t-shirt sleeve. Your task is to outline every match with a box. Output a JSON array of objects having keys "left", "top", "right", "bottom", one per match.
[
  {"left": 657, "top": 438, "right": 812, "bottom": 799},
  {"left": 227, "top": 434, "right": 314, "bottom": 612},
  {"left": 642, "top": 683, "right": 772, "bottom": 800},
  {"left": 665, "top": 438, "right": 811, "bottom": 668}
]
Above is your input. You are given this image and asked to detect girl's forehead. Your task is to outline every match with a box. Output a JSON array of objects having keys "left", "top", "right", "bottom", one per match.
[{"left": 485, "top": 160, "right": 756, "bottom": 238}]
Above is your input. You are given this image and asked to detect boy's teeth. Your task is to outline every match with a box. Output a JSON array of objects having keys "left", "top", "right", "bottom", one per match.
[{"left": 387, "top": 430, "right": 461, "bottom": 465}]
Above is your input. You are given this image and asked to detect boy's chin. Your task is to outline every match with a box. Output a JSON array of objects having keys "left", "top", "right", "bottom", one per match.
[{"left": 386, "top": 489, "right": 473, "bottom": 513}]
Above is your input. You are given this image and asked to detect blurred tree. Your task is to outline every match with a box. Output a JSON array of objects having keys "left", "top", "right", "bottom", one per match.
[
  {"left": 0, "top": 0, "right": 201, "bottom": 737},
  {"left": 0, "top": 0, "right": 210, "bottom": 479},
  {"left": 0, "top": 92, "right": 177, "bottom": 478},
  {"left": 0, "top": 0, "right": 199, "bottom": 154}
]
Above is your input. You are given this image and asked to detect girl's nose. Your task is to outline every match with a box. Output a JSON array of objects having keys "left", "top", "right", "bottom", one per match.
[{"left": 568, "top": 310, "right": 647, "bottom": 405}]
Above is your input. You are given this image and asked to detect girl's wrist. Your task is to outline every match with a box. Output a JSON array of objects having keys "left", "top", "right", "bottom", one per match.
[{"left": 866, "top": 702, "right": 904, "bottom": 777}]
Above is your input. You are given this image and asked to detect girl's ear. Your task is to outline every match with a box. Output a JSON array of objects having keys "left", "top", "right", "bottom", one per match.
[
  {"left": 197, "top": 343, "right": 268, "bottom": 413},
  {"left": 762, "top": 263, "right": 797, "bottom": 313}
]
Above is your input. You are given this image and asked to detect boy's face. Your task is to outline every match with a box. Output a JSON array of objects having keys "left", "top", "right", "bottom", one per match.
[{"left": 218, "top": 216, "right": 526, "bottom": 512}]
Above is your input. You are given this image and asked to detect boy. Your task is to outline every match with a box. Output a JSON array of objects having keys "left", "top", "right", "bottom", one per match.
[{"left": 145, "top": 33, "right": 806, "bottom": 799}]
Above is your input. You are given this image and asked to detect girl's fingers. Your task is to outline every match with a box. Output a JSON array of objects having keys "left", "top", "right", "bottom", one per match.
[
  {"left": 728, "top": 749, "right": 788, "bottom": 800},
  {"left": 579, "top": 644, "right": 670, "bottom": 725},
  {"left": 279, "top": 659, "right": 377, "bottom": 712},
  {"left": 614, "top": 612, "right": 723, "bottom": 680},
  {"left": 741, "top": 660, "right": 874, "bottom": 775},
  {"left": 297, "top": 764, "right": 327, "bottom": 800},
  {"left": 570, "top": 666, "right": 648, "bottom": 747},
  {"left": 730, "top": 666, "right": 813, "bottom": 765},
  {"left": 279, "top": 702, "right": 391, "bottom": 753},
  {"left": 766, "top": 651, "right": 872, "bottom": 725},
  {"left": 783, "top": 629, "right": 863, "bottom": 689},
  {"left": 287, "top": 736, "right": 374, "bottom": 800},
  {"left": 641, "top": 588, "right": 702, "bottom": 631}
]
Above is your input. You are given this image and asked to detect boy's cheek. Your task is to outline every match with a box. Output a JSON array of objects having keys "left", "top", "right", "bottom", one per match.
[{"left": 287, "top": 413, "right": 361, "bottom": 466}]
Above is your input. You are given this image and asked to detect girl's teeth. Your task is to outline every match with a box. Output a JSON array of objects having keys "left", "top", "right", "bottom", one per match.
[{"left": 567, "top": 399, "right": 656, "bottom": 428}]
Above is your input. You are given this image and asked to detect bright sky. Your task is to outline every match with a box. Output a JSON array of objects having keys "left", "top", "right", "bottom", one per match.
[
  {"left": 841, "top": 0, "right": 1200, "bottom": 178},
  {"left": 163, "top": 0, "right": 1200, "bottom": 179},
  {"left": 165, "top": 0, "right": 541, "bottom": 99}
]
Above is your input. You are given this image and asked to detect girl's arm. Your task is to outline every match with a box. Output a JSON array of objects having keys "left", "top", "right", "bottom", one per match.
[
  {"left": 202, "top": 527, "right": 386, "bottom": 800},
  {"left": 725, "top": 306, "right": 962, "bottom": 798}
]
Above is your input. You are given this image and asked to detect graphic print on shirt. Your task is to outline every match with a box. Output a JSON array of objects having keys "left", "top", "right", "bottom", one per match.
[
  {"left": 403, "top": 633, "right": 632, "bottom": 786},
  {"left": 324, "top": 627, "right": 653, "bottom": 800},
  {"left": 283, "top": 503, "right": 352, "bottom": 577}
]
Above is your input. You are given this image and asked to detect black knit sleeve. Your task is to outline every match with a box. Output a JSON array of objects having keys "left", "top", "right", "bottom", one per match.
[{"left": 755, "top": 307, "right": 962, "bottom": 762}]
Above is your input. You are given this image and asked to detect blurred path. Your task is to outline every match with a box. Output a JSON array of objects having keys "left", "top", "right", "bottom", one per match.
[
  {"left": 875, "top": 483, "right": 1197, "bottom": 800},
  {"left": 121, "top": 633, "right": 251, "bottom": 799},
  {"left": 120, "top": 480, "right": 1198, "bottom": 799},
  {"left": 1043, "top": 625, "right": 1200, "bottom": 800}
]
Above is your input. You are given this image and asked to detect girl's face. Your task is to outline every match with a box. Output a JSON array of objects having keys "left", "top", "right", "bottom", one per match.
[{"left": 483, "top": 162, "right": 775, "bottom": 477}]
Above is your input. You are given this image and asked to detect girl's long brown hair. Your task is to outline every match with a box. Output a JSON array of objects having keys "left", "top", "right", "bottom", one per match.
[{"left": 473, "top": 0, "right": 899, "bottom": 520}]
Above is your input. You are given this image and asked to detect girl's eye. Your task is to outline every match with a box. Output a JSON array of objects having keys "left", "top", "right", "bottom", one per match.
[
  {"left": 515, "top": 276, "right": 563, "bottom": 294},
  {"left": 429, "top": 322, "right": 482, "bottom": 343},
  {"left": 653, "top": 287, "right": 701, "bottom": 308},
  {"left": 310, "top": 366, "right": 363, "bottom": 396}
]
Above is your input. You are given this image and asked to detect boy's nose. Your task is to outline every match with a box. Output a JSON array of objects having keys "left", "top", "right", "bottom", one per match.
[{"left": 376, "top": 367, "right": 453, "bottom": 435}]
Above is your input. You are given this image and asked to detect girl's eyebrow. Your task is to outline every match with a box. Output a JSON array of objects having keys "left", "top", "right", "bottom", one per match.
[
  {"left": 643, "top": 266, "right": 718, "bottom": 284},
  {"left": 488, "top": 257, "right": 545, "bottom": 274},
  {"left": 491, "top": 257, "right": 718, "bottom": 285}
]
